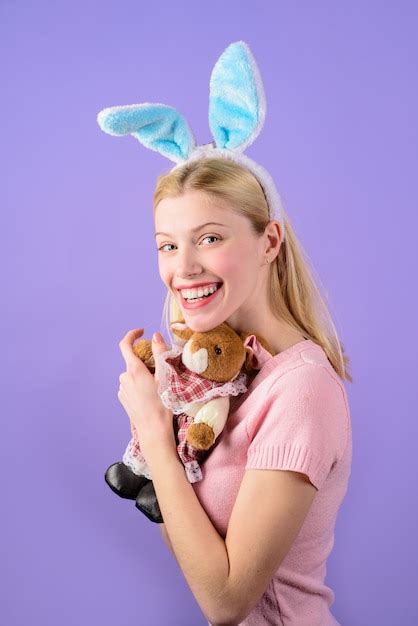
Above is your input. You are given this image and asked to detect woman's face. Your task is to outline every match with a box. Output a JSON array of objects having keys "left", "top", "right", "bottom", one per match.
[{"left": 154, "top": 190, "right": 268, "bottom": 332}]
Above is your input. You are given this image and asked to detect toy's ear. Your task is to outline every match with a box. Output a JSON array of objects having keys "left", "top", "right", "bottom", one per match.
[
  {"left": 240, "top": 331, "right": 274, "bottom": 371},
  {"left": 97, "top": 103, "right": 196, "bottom": 163},
  {"left": 243, "top": 345, "right": 256, "bottom": 372},
  {"left": 170, "top": 320, "right": 194, "bottom": 341}
]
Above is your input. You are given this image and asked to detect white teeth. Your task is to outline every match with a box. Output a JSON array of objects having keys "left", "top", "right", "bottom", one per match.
[{"left": 181, "top": 283, "right": 220, "bottom": 301}]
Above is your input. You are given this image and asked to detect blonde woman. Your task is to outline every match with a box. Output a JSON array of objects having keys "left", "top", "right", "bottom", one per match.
[
  {"left": 117, "top": 156, "right": 352, "bottom": 626},
  {"left": 104, "top": 40, "right": 352, "bottom": 626}
]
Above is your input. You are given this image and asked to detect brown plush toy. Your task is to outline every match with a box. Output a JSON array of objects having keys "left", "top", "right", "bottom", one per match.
[{"left": 105, "top": 319, "right": 273, "bottom": 524}]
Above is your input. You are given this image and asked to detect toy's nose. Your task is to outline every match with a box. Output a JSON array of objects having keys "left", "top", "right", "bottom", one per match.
[{"left": 182, "top": 340, "right": 208, "bottom": 374}]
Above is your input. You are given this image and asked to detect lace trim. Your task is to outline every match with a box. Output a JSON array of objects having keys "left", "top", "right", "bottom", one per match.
[
  {"left": 184, "top": 460, "right": 202, "bottom": 483},
  {"left": 156, "top": 345, "right": 248, "bottom": 414},
  {"left": 161, "top": 373, "right": 248, "bottom": 413},
  {"left": 122, "top": 439, "right": 152, "bottom": 479}
]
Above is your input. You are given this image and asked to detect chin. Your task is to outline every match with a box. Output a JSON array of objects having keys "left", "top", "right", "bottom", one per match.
[
  {"left": 183, "top": 308, "right": 241, "bottom": 333},
  {"left": 182, "top": 317, "right": 218, "bottom": 333}
]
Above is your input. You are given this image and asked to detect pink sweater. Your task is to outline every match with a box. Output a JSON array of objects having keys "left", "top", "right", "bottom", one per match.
[{"left": 192, "top": 338, "right": 352, "bottom": 626}]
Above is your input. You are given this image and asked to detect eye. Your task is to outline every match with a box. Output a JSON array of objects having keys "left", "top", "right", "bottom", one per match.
[
  {"left": 158, "top": 243, "right": 176, "bottom": 252},
  {"left": 201, "top": 235, "right": 220, "bottom": 245},
  {"left": 214, "top": 345, "right": 222, "bottom": 355}
]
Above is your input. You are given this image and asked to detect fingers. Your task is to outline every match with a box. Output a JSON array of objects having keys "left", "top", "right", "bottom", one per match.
[
  {"left": 151, "top": 332, "right": 168, "bottom": 385},
  {"left": 119, "top": 328, "right": 144, "bottom": 370}
]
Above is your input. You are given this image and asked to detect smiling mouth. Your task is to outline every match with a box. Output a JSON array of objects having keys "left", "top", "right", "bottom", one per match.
[
  {"left": 184, "top": 283, "right": 221, "bottom": 300},
  {"left": 177, "top": 282, "right": 223, "bottom": 306}
]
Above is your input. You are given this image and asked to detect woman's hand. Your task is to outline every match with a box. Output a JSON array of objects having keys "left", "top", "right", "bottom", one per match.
[{"left": 117, "top": 328, "right": 176, "bottom": 455}]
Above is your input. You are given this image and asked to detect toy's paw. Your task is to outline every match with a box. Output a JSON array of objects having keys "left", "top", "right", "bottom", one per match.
[
  {"left": 132, "top": 339, "right": 155, "bottom": 371},
  {"left": 186, "top": 423, "right": 215, "bottom": 450}
]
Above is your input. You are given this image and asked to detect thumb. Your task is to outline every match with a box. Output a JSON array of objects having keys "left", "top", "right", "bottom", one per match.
[{"left": 152, "top": 332, "right": 168, "bottom": 385}]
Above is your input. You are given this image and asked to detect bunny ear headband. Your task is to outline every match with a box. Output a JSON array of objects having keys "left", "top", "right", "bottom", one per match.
[{"left": 97, "top": 40, "right": 286, "bottom": 241}]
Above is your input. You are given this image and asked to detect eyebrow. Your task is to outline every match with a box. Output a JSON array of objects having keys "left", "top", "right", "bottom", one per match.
[{"left": 154, "top": 222, "right": 228, "bottom": 238}]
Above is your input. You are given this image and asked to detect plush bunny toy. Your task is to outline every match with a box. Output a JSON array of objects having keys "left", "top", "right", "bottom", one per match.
[{"left": 105, "top": 320, "right": 273, "bottom": 523}]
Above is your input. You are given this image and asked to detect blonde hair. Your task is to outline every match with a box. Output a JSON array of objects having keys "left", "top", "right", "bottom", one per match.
[{"left": 153, "top": 158, "right": 352, "bottom": 382}]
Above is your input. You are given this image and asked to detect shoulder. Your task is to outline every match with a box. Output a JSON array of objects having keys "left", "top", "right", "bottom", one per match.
[
  {"left": 267, "top": 359, "right": 349, "bottom": 441},
  {"left": 245, "top": 356, "right": 350, "bottom": 489},
  {"left": 268, "top": 345, "right": 348, "bottom": 410},
  {"left": 244, "top": 346, "right": 349, "bottom": 426}
]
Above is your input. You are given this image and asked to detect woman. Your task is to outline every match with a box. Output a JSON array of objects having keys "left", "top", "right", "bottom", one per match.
[{"left": 117, "top": 157, "right": 352, "bottom": 626}]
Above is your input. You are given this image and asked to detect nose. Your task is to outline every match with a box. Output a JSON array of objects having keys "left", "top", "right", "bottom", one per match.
[{"left": 174, "top": 246, "right": 203, "bottom": 278}]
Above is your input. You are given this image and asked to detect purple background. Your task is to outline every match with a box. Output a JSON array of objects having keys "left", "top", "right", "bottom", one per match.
[{"left": 2, "top": 2, "right": 417, "bottom": 624}]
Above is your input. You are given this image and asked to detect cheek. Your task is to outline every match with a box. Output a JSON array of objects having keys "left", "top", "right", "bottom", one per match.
[
  {"left": 158, "top": 258, "right": 171, "bottom": 287},
  {"left": 217, "top": 251, "right": 256, "bottom": 288},
  {"left": 212, "top": 250, "right": 242, "bottom": 279}
]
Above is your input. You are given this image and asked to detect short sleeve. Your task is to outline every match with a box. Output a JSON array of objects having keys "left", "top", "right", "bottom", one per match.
[{"left": 245, "top": 364, "right": 348, "bottom": 490}]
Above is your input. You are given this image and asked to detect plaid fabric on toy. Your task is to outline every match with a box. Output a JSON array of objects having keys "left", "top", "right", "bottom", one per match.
[
  {"left": 165, "top": 353, "right": 232, "bottom": 402},
  {"left": 158, "top": 350, "right": 248, "bottom": 414},
  {"left": 123, "top": 408, "right": 223, "bottom": 483},
  {"left": 174, "top": 412, "right": 212, "bottom": 482}
]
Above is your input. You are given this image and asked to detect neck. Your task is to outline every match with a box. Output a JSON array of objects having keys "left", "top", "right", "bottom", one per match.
[{"left": 226, "top": 307, "right": 306, "bottom": 356}]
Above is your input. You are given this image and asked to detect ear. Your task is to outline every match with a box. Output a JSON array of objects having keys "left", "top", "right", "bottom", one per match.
[
  {"left": 170, "top": 321, "right": 194, "bottom": 341},
  {"left": 243, "top": 345, "right": 256, "bottom": 372},
  {"left": 239, "top": 331, "right": 258, "bottom": 371},
  {"left": 240, "top": 331, "right": 274, "bottom": 371}
]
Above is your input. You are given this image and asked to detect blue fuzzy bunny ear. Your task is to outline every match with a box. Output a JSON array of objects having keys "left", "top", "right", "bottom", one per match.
[
  {"left": 97, "top": 103, "right": 196, "bottom": 163},
  {"left": 208, "top": 41, "right": 267, "bottom": 153}
]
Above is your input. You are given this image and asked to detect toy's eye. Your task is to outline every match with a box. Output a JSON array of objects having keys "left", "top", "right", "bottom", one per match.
[{"left": 214, "top": 346, "right": 222, "bottom": 355}]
